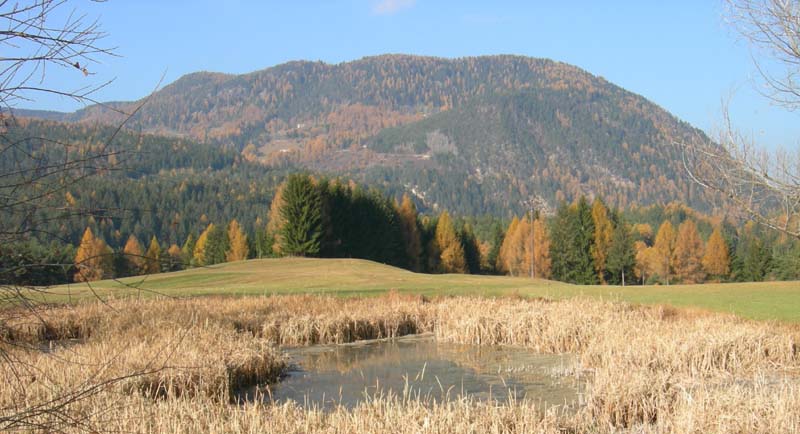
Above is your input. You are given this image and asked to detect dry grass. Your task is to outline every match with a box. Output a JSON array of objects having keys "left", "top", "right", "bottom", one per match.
[{"left": 2, "top": 293, "right": 800, "bottom": 433}]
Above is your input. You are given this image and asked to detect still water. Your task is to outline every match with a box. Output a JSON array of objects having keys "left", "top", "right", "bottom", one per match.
[{"left": 241, "top": 334, "right": 582, "bottom": 410}]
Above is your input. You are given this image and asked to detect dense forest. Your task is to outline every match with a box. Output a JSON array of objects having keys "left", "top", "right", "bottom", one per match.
[{"left": 18, "top": 55, "right": 721, "bottom": 216}]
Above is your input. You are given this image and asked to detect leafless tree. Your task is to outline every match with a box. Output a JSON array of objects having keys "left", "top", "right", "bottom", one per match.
[
  {"left": 682, "top": 0, "right": 800, "bottom": 240},
  {"left": 726, "top": 0, "right": 800, "bottom": 110},
  {"left": 0, "top": 2, "right": 168, "bottom": 432}
]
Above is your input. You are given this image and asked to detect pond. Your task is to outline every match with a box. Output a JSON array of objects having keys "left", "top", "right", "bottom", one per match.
[{"left": 239, "top": 333, "right": 583, "bottom": 410}]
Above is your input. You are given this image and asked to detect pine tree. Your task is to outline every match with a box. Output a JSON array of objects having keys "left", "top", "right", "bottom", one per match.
[
  {"left": 144, "top": 236, "right": 161, "bottom": 275},
  {"left": 590, "top": 198, "right": 613, "bottom": 284},
  {"left": 459, "top": 223, "right": 481, "bottom": 274},
  {"left": 575, "top": 197, "right": 598, "bottom": 284},
  {"left": 435, "top": 211, "right": 467, "bottom": 273},
  {"left": 672, "top": 220, "right": 705, "bottom": 283},
  {"left": 205, "top": 224, "right": 229, "bottom": 265},
  {"left": 397, "top": 194, "right": 422, "bottom": 271},
  {"left": 652, "top": 220, "right": 676, "bottom": 284},
  {"left": 122, "top": 234, "right": 145, "bottom": 276},
  {"left": 279, "top": 174, "right": 323, "bottom": 256},
  {"left": 73, "top": 227, "right": 112, "bottom": 282},
  {"left": 225, "top": 219, "right": 249, "bottom": 262},
  {"left": 606, "top": 220, "right": 636, "bottom": 285},
  {"left": 702, "top": 226, "right": 730, "bottom": 281}
]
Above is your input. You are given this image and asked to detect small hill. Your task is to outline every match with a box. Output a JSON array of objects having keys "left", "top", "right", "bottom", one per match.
[{"left": 48, "top": 257, "right": 800, "bottom": 322}]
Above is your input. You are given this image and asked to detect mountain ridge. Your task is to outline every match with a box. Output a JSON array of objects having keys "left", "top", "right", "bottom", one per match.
[{"left": 12, "top": 54, "right": 718, "bottom": 215}]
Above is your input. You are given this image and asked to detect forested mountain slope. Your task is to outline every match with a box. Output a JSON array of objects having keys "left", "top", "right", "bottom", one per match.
[{"left": 15, "top": 55, "right": 718, "bottom": 215}]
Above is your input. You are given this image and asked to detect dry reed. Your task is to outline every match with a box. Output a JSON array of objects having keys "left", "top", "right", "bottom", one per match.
[{"left": 2, "top": 294, "right": 799, "bottom": 433}]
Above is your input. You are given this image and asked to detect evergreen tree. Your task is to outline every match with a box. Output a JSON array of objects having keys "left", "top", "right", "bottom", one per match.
[
  {"left": 205, "top": 224, "right": 229, "bottom": 265},
  {"left": 459, "top": 223, "right": 482, "bottom": 274},
  {"left": 279, "top": 174, "right": 323, "bottom": 256},
  {"left": 225, "top": 219, "right": 249, "bottom": 262},
  {"left": 550, "top": 198, "right": 597, "bottom": 284},
  {"left": 606, "top": 220, "right": 636, "bottom": 285},
  {"left": 435, "top": 211, "right": 467, "bottom": 273},
  {"left": 181, "top": 233, "right": 196, "bottom": 266},
  {"left": 740, "top": 237, "right": 772, "bottom": 281},
  {"left": 702, "top": 226, "right": 730, "bottom": 281},
  {"left": 575, "top": 197, "right": 598, "bottom": 284},
  {"left": 144, "top": 236, "right": 161, "bottom": 274},
  {"left": 672, "top": 220, "right": 705, "bottom": 283}
]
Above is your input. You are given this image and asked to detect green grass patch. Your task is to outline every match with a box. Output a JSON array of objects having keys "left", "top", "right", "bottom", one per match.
[{"left": 34, "top": 257, "right": 800, "bottom": 322}]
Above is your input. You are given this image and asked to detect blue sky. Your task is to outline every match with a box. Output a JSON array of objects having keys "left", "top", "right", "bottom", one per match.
[{"left": 19, "top": 0, "right": 799, "bottom": 150}]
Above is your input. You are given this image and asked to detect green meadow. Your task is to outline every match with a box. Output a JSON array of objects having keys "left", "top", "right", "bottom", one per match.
[{"left": 34, "top": 257, "right": 800, "bottom": 323}]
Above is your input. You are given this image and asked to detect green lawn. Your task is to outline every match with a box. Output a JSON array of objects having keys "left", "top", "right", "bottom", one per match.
[{"left": 34, "top": 257, "right": 800, "bottom": 322}]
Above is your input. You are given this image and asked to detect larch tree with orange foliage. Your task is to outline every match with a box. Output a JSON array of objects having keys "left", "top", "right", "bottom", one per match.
[
  {"left": 226, "top": 219, "right": 249, "bottom": 262},
  {"left": 266, "top": 184, "right": 286, "bottom": 255},
  {"left": 397, "top": 194, "right": 422, "bottom": 271},
  {"left": 652, "top": 221, "right": 676, "bottom": 284},
  {"left": 435, "top": 211, "right": 467, "bottom": 274},
  {"left": 144, "top": 236, "right": 161, "bottom": 275},
  {"left": 672, "top": 220, "right": 706, "bottom": 283},
  {"left": 702, "top": 226, "right": 730, "bottom": 281},
  {"left": 496, "top": 217, "right": 520, "bottom": 275},
  {"left": 530, "top": 217, "right": 552, "bottom": 279},
  {"left": 73, "top": 227, "right": 113, "bottom": 282},
  {"left": 590, "top": 199, "right": 613, "bottom": 283},
  {"left": 122, "top": 234, "right": 145, "bottom": 276}
]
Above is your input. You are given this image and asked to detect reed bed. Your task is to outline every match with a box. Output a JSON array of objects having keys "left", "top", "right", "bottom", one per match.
[{"left": 2, "top": 294, "right": 799, "bottom": 433}]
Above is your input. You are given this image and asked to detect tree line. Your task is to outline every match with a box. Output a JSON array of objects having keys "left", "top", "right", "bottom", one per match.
[{"left": 3, "top": 174, "right": 797, "bottom": 285}]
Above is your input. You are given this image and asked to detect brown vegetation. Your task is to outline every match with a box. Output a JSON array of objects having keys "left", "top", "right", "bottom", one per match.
[{"left": 2, "top": 294, "right": 799, "bottom": 433}]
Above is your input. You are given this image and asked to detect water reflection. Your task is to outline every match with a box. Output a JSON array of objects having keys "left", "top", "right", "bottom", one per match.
[{"left": 241, "top": 334, "right": 582, "bottom": 410}]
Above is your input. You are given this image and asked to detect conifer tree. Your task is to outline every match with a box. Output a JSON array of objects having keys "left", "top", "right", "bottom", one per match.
[
  {"left": 459, "top": 223, "right": 482, "bottom": 274},
  {"left": 606, "top": 220, "right": 636, "bottom": 285},
  {"left": 530, "top": 217, "right": 552, "bottom": 279},
  {"left": 702, "top": 226, "right": 730, "bottom": 281},
  {"left": 397, "top": 194, "right": 423, "bottom": 271},
  {"left": 279, "top": 174, "right": 323, "bottom": 257},
  {"left": 225, "top": 219, "right": 249, "bottom": 262},
  {"left": 181, "top": 233, "right": 196, "bottom": 266},
  {"left": 144, "top": 236, "right": 161, "bottom": 275},
  {"left": 435, "top": 211, "right": 467, "bottom": 273},
  {"left": 122, "top": 234, "right": 145, "bottom": 276},
  {"left": 166, "top": 244, "right": 183, "bottom": 271},
  {"left": 575, "top": 197, "right": 598, "bottom": 284},
  {"left": 497, "top": 217, "right": 520, "bottom": 275},
  {"left": 204, "top": 224, "right": 229, "bottom": 265},
  {"left": 193, "top": 224, "right": 213, "bottom": 266},
  {"left": 590, "top": 198, "right": 614, "bottom": 283},
  {"left": 266, "top": 183, "right": 286, "bottom": 255},
  {"left": 73, "top": 227, "right": 112, "bottom": 282},
  {"left": 652, "top": 220, "right": 676, "bottom": 284},
  {"left": 672, "top": 220, "right": 705, "bottom": 283}
]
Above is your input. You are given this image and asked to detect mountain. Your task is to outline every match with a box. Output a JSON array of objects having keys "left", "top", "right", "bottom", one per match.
[{"left": 15, "top": 54, "right": 717, "bottom": 216}]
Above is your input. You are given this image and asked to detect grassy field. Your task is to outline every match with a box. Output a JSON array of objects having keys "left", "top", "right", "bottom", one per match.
[{"left": 40, "top": 257, "right": 800, "bottom": 322}]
